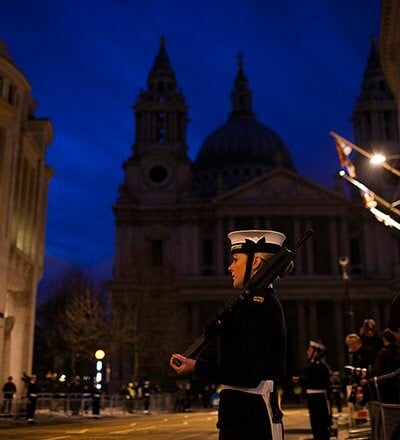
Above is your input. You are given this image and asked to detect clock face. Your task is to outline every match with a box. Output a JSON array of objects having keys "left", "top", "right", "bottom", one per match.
[
  {"left": 143, "top": 160, "right": 173, "bottom": 188},
  {"left": 148, "top": 165, "right": 168, "bottom": 183}
]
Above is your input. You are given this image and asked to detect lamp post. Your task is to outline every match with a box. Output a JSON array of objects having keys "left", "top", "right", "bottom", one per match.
[
  {"left": 94, "top": 349, "right": 105, "bottom": 390},
  {"left": 339, "top": 256, "right": 354, "bottom": 334}
]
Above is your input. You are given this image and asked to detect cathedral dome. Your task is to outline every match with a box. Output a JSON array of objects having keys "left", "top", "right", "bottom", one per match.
[
  {"left": 194, "top": 55, "right": 295, "bottom": 197},
  {"left": 196, "top": 118, "right": 293, "bottom": 169}
]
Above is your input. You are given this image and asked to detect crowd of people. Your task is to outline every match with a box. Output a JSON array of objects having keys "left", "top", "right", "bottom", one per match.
[
  {"left": 286, "top": 316, "right": 400, "bottom": 439},
  {"left": 119, "top": 379, "right": 157, "bottom": 414}
]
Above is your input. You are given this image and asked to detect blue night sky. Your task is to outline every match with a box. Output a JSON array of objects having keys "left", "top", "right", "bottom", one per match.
[{"left": 1, "top": 0, "right": 381, "bottom": 273}]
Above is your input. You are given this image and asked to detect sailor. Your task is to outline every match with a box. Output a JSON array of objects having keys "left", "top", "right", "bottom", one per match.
[
  {"left": 170, "top": 230, "right": 288, "bottom": 440},
  {"left": 302, "top": 340, "right": 332, "bottom": 440}
]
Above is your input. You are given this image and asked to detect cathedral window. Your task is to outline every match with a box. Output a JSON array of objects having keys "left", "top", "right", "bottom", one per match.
[
  {"left": 350, "top": 238, "right": 362, "bottom": 275},
  {"left": 202, "top": 239, "right": 214, "bottom": 275},
  {"left": 156, "top": 128, "right": 165, "bottom": 143},
  {"left": 310, "top": 216, "right": 331, "bottom": 274},
  {"left": 151, "top": 240, "right": 164, "bottom": 266},
  {"left": 202, "top": 239, "right": 213, "bottom": 266},
  {"left": 7, "top": 84, "right": 15, "bottom": 105}
]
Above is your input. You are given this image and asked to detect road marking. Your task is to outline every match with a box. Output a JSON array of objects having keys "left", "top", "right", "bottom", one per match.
[
  {"left": 111, "top": 425, "right": 156, "bottom": 434},
  {"left": 65, "top": 429, "right": 89, "bottom": 434},
  {"left": 43, "top": 437, "right": 72, "bottom": 440}
]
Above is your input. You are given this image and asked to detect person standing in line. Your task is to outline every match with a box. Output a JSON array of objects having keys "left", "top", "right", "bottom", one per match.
[
  {"left": 330, "top": 371, "right": 343, "bottom": 414},
  {"left": 91, "top": 380, "right": 101, "bottom": 418},
  {"left": 368, "top": 328, "right": 400, "bottom": 403},
  {"left": 26, "top": 375, "right": 38, "bottom": 423},
  {"left": 359, "top": 318, "right": 382, "bottom": 364},
  {"left": 142, "top": 380, "right": 152, "bottom": 414},
  {"left": 1, "top": 376, "right": 16, "bottom": 414},
  {"left": 302, "top": 340, "right": 332, "bottom": 440},
  {"left": 170, "top": 229, "right": 289, "bottom": 440}
]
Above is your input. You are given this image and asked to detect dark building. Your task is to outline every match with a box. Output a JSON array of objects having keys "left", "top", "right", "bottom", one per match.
[{"left": 110, "top": 37, "right": 399, "bottom": 390}]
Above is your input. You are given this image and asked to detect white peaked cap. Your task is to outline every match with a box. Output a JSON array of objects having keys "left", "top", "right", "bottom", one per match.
[{"left": 228, "top": 229, "right": 286, "bottom": 254}]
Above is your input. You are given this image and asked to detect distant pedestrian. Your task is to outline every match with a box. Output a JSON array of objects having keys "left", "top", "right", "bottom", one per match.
[
  {"left": 91, "top": 380, "right": 101, "bottom": 418},
  {"left": 1, "top": 376, "right": 16, "bottom": 414},
  {"left": 26, "top": 375, "right": 38, "bottom": 422},
  {"left": 142, "top": 380, "right": 152, "bottom": 414},
  {"left": 330, "top": 371, "right": 343, "bottom": 414},
  {"left": 124, "top": 382, "right": 136, "bottom": 413}
]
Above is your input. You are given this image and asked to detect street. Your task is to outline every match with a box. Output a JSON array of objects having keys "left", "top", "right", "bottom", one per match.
[
  {"left": 0, "top": 407, "right": 318, "bottom": 440},
  {"left": 1, "top": 411, "right": 218, "bottom": 440}
]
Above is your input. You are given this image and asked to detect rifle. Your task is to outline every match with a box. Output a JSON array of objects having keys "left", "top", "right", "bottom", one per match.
[{"left": 172, "top": 229, "right": 314, "bottom": 367}]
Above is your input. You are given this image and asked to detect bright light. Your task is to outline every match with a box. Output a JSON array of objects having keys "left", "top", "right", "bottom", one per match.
[
  {"left": 96, "top": 372, "right": 102, "bottom": 383},
  {"left": 59, "top": 374, "right": 66, "bottom": 382},
  {"left": 95, "top": 349, "right": 105, "bottom": 360},
  {"left": 370, "top": 153, "right": 386, "bottom": 165}
]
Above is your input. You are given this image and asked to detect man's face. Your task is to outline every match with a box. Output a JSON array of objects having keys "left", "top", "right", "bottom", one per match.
[
  {"left": 346, "top": 338, "right": 361, "bottom": 352},
  {"left": 228, "top": 253, "right": 248, "bottom": 288}
]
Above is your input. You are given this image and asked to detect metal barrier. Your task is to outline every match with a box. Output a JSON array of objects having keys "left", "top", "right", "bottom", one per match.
[
  {"left": 369, "top": 401, "right": 400, "bottom": 440},
  {"left": 0, "top": 392, "right": 176, "bottom": 418},
  {"left": 369, "top": 368, "right": 400, "bottom": 440}
]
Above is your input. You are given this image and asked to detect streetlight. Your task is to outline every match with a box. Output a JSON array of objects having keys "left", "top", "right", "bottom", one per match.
[
  {"left": 95, "top": 349, "right": 105, "bottom": 390},
  {"left": 369, "top": 153, "right": 400, "bottom": 166}
]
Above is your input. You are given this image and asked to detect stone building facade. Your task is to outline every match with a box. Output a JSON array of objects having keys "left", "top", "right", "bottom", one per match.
[
  {"left": 0, "top": 42, "right": 53, "bottom": 389},
  {"left": 111, "top": 37, "right": 400, "bottom": 388}
]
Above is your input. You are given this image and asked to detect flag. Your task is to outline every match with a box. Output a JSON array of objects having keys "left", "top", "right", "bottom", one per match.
[{"left": 335, "top": 138, "right": 356, "bottom": 178}]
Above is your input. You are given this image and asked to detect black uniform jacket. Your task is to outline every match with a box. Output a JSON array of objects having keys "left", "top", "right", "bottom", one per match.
[{"left": 194, "top": 287, "right": 286, "bottom": 428}]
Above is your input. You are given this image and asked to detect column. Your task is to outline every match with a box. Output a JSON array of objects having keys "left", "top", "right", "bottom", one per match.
[
  {"left": 309, "top": 301, "right": 318, "bottom": 339},
  {"left": 294, "top": 219, "right": 303, "bottom": 274},
  {"left": 297, "top": 301, "right": 306, "bottom": 367},
  {"left": 334, "top": 301, "right": 345, "bottom": 369},
  {"left": 215, "top": 218, "right": 224, "bottom": 275},
  {"left": 330, "top": 216, "right": 339, "bottom": 275},
  {"left": 306, "top": 219, "right": 314, "bottom": 274}
]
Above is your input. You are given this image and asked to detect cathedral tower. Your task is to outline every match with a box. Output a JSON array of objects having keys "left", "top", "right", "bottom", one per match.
[
  {"left": 351, "top": 36, "right": 399, "bottom": 201},
  {"left": 117, "top": 37, "right": 192, "bottom": 205}
]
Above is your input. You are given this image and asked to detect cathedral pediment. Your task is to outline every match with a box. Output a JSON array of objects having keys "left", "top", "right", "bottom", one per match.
[{"left": 214, "top": 168, "right": 348, "bottom": 206}]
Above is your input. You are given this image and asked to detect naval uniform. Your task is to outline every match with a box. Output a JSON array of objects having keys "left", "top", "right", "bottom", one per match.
[
  {"left": 302, "top": 359, "right": 331, "bottom": 440},
  {"left": 194, "top": 286, "right": 286, "bottom": 440}
]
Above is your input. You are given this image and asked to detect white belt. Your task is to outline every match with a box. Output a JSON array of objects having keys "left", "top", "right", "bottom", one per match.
[
  {"left": 221, "top": 379, "right": 274, "bottom": 395},
  {"left": 306, "top": 389, "right": 326, "bottom": 394}
]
